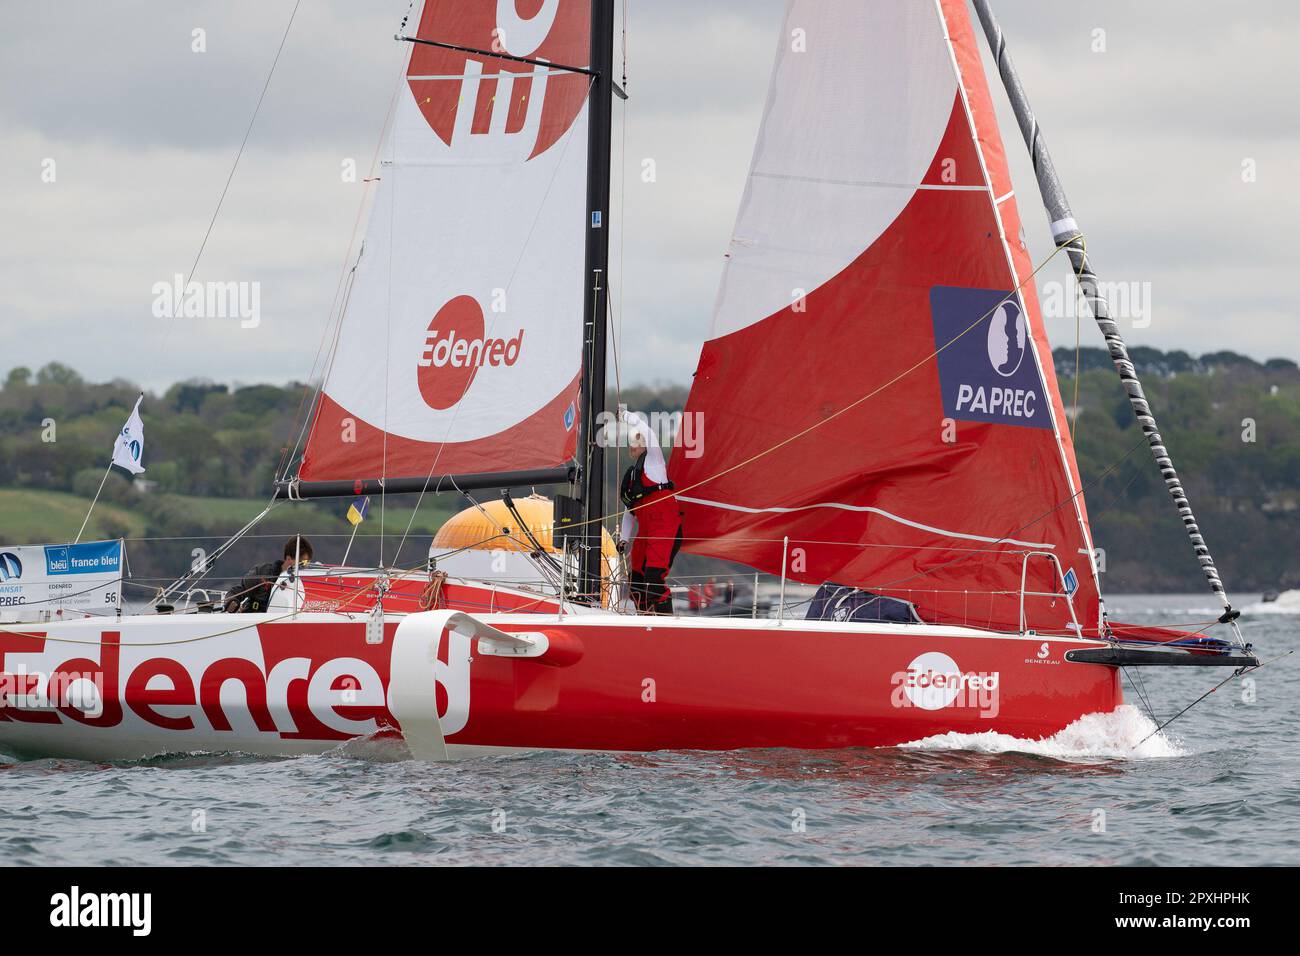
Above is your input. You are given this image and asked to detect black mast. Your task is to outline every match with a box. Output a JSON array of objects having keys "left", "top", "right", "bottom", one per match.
[{"left": 575, "top": 0, "right": 616, "bottom": 603}]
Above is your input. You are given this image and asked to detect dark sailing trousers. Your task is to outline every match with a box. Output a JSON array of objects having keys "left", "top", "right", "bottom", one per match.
[{"left": 629, "top": 523, "right": 683, "bottom": 614}]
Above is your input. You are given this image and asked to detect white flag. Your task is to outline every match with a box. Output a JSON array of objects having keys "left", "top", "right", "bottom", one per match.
[{"left": 111, "top": 395, "right": 146, "bottom": 475}]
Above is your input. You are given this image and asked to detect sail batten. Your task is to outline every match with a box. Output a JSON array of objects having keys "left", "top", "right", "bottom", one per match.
[{"left": 670, "top": 0, "right": 1102, "bottom": 635}]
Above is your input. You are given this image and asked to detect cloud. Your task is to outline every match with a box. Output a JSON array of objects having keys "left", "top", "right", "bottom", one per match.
[
  {"left": 1, "top": 0, "right": 1295, "bottom": 394},
  {"left": 981, "top": 2, "right": 1299, "bottom": 361}
]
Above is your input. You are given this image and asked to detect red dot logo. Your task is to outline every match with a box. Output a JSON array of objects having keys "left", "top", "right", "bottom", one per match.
[{"left": 418, "top": 296, "right": 485, "bottom": 410}]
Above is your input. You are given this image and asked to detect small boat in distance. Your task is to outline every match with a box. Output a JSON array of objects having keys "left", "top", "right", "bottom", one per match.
[
  {"left": 0, "top": 0, "right": 1258, "bottom": 762},
  {"left": 1245, "top": 589, "right": 1300, "bottom": 614}
]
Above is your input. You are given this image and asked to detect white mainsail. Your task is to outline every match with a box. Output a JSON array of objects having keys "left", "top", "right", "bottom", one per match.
[{"left": 299, "top": 1, "right": 593, "bottom": 486}]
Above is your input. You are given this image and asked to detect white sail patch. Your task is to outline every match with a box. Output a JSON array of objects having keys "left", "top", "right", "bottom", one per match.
[
  {"left": 319, "top": 4, "right": 588, "bottom": 444},
  {"left": 711, "top": 0, "right": 957, "bottom": 338}
]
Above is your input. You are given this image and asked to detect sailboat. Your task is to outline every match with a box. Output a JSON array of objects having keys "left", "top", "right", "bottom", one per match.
[{"left": 0, "top": 0, "right": 1258, "bottom": 762}]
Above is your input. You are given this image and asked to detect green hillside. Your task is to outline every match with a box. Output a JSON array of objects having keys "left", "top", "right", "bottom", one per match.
[
  {"left": 2, "top": 353, "right": 1298, "bottom": 595},
  {"left": 0, "top": 488, "right": 148, "bottom": 542}
]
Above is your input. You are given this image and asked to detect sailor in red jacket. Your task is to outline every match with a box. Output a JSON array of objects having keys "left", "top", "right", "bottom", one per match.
[{"left": 618, "top": 412, "right": 683, "bottom": 614}]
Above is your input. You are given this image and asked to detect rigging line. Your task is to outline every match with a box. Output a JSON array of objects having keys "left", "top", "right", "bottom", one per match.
[
  {"left": 503, "top": 495, "right": 564, "bottom": 575},
  {"left": 0, "top": 558, "right": 437, "bottom": 647},
  {"left": 610, "top": 5, "right": 630, "bottom": 538},
  {"left": 73, "top": 460, "right": 115, "bottom": 545},
  {"left": 279, "top": 225, "right": 355, "bottom": 480},
  {"left": 0, "top": 611, "right": 298, "bottom": 648},
  {"left": 159, "top": 0, "right": 302, "bottom": 357},
  {"left": 1064, "top": 231, "right": 1097, "bottom": 451},
  {"left": 280, "top": 51, "right": 408, "bottom": 481},
  {"left": 581, "top": 264, "right": 602, "bottom": 530},
  {"left": 158, "top": 499, "right": 279, "bottom": 601},
  {"left": 1070, "top": 255, "right": 1083, "bottom": 445},
  {"left": 117, "top": 532, "right": 438, "bottom": 543},
  {"left": 1122, "top": 664, "right": 1160, "bottom": 725},
  {"left": 382, "top": 106, "right": 396, "bottom": 571},
  {"left": 549, "top": 235, "right": 1074, "bottom": 538},
  {"left": 608, "top": 282, "right": 624, "bottom": 532},
  {"left": 974, "top": 0, "right": 1232, "bottom": 613},
  {"left": 864, "top": 433, "right": 1149, "bottom": 598},
  {"left": 1107, "top": 621, "right": 1221, "bottom": 633},
  {"left": 430, "top": 532, "right": 512, "bottom": 562},
  {"left": 1098, "top": 454, "right": 1146, "bottom": 511},
  {"left": 1119, "top": 626, "right": 1234, "bottom": 647},
  {"left": 399, "top": 36, "right": 596, "bottom": 77},
  {"left": 113, "top": 531, "right": 1043, "bottom": 558},
  {"left": 284, "top": 256, "right": 360, "bottom": 479},
  {"left": 389, "top": 76, "right": 598, "bottom": 567},
  {"left": 1134, "top": 651, "right": 1290, "bottom": 749},
  {"left": 429, "top": 480, "right": 565, "bottom": 589},
  {"left": 281, "top": 259, "right": 356, "bottom": 481},
  {"left": 293, "top": 222, "right": 372, "bottom": 477}
]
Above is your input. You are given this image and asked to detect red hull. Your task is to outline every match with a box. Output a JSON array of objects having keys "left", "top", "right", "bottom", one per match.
[
  {"left": 0, "top": 610, "right": 1120, "bottom": 761},
  {"left": 295, "top": 570, "right": 562, "bottom": 615}
]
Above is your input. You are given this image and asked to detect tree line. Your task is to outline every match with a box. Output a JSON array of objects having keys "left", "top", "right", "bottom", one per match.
[{"left": 2, "top": 351, "right": 1298, "bottom": 595}]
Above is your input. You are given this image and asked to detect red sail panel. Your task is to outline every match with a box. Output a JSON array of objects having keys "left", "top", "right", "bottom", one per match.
[
  {"left": 299, "top": 1, "right": 589, "bottom": 483},
  {"left": 669, "top": 0, "right": 1102, "bottom": 635}
]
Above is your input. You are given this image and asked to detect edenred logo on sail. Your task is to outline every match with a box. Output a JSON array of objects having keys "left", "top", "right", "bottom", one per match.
[{"left": 417, "top": 295, "right": 524, "bottom": 410}]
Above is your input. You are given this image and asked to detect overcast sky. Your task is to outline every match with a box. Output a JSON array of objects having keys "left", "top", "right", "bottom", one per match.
[{"left": 2, "top": 0, "right": 1296, "bottom": 392}]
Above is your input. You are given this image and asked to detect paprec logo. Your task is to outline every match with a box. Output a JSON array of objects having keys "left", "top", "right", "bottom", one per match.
[
  {"left": 930, "top": 285, "right": 1052, "bottom": 430},
  {"left": 0, "top": 552, "right": 22, "bottom": 582},
  {"left": 986, "top": 300, "right": 1027, "bottom": 377}
]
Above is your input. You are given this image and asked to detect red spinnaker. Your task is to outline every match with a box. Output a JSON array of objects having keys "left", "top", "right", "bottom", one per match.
[{"left": 671, "top": 0, "right": 1101, "bottom": 635}]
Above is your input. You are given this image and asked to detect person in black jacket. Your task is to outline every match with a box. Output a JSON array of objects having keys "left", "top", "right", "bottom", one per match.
[{"left": 224, "top": 536, "right": 314, "bottom": 613}]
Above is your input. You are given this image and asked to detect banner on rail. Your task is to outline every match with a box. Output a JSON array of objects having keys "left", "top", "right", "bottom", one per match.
[{"left": 0, "top": 539, "right": 124, "bottom": 623}]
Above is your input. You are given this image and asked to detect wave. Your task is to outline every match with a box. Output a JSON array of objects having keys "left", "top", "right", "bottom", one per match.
[
  {"left": 1240, "top": 590, "right": 1300, "bottom": 615},
  {"left": 898, "top": 705, "right": 1183, "bottom": 761},
  {"left": 1241, "top": 605, "right": 1300, "bottom": 616}
]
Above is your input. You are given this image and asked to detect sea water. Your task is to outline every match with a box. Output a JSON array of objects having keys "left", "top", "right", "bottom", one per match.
[{"left": 1, "top": 595, "right": 1295, "bottom": 866}]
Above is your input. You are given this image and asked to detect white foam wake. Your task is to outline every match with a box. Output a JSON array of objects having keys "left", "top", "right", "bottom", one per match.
[
  {"left": 1241, "top": 604, "right": 1300, "bottom": 616},
  {"left": 1241, "top": 589, "right": 1300, "bottom": 615},
  {"left": 898, "top": 705, "right": 1184, "bottom": 761}
]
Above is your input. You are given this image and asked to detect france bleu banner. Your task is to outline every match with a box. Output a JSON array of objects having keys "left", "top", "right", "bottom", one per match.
[{"left": 0, "top": 539, "right": 124, "bottom": 623}]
